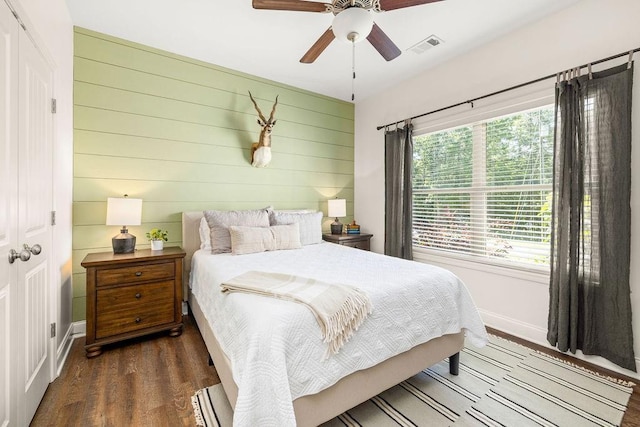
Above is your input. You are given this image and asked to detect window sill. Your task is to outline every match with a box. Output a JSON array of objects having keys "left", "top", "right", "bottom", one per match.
[{"left": 412, "top": 247, "right": 550, "bottom": 285}]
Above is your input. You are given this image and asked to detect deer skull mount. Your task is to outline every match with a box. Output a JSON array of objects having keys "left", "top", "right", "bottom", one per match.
[{"left": 248, "top": 91, "right": 278, "bottom": 167}]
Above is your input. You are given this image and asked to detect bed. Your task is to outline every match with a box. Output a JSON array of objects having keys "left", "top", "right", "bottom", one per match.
[{"left": 182, "top": 210, "right": 488, "bottom": 427}]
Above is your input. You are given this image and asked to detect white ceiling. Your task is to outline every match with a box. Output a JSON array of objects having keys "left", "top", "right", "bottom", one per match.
[{"left": 64, "top": 0, "right": 581, "bottom": 103}]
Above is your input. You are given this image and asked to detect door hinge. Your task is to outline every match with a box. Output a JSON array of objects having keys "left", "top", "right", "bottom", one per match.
[
  {"left": 51, "top": 210, "right": 56, "bottom": 226},
  {"left": 51, "top": 98, "right": 57, "bottom": 114},
  {"left": 50, "top": 323, "right": 56, "bottom": 338}
]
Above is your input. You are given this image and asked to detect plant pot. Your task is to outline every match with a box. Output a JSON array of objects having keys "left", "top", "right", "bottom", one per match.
[{"left": 151, "top": 240, "right": 164, "bottom": 251}]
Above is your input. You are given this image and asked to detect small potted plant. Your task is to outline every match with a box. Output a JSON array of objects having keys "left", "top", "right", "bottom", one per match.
[{"left": 146, "top": 228, "right": 168, "bottom": 251}]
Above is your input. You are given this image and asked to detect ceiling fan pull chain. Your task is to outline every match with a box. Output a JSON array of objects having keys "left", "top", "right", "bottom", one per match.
[{"left": 352, "top": 38, "right": 356, "bottom": 101}]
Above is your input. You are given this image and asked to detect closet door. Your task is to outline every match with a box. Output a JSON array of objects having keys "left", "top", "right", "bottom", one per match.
[
  {"left": 18, "top": 24, "right": 53, "bottom": 424},
  {"left": 0, "top": 2, "right": 19, "bottom": 426},
  {"left": 0, "top": 2, "right": 53, "bottom": 424}
]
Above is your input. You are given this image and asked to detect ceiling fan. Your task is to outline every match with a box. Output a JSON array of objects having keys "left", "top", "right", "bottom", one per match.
[{"left": 252, "top": 0, "right": 444, "bottom": 63}]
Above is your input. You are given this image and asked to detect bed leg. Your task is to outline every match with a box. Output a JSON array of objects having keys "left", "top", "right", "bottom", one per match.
[
  {"left": 208, "top": 355, "right": 214, "bottom": 366},
  {"left": 449, "top": 352, "right": 460, "bottom": 376}
]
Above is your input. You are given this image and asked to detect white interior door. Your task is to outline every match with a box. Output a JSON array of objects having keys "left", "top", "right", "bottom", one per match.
[
  {"left": 17, "top": 22, "right": 53, "bottom": 425},
  {"left": 0, "top": 2, "right": 54, "bottom": 424},
  {"left": 0, "top": 2, "right": 19, "bottom": 426}
]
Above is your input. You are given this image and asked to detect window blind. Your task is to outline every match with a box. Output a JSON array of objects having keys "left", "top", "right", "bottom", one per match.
[{"left": 412, "top": 105, "right": 554, "bottom": 266}]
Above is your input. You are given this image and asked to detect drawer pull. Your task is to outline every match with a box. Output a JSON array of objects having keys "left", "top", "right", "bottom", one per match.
[
  {"left": 135, "top": 272, "right": 142, "bottom": 277},
  {"left": 135, "top": 317, "right": 141, "bottom": 323},
  {"left": 135, "top": 293, "right": 141, "bottom": 299}
]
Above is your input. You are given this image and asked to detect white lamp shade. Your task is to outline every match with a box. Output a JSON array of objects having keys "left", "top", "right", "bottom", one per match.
[
  {"left": 328, "top": 199, "right": 347, "bottom": 218},
  {"left": 106, "top": 197, "right": 142, "bottom": 226},
  {"left": 332, "top": 7, "right": 374, "bottom": 43}
]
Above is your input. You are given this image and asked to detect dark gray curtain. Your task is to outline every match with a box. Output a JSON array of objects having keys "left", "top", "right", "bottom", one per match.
[
  {"left": 384, "top": 122, "right": 413, "bottom": 259},
  {"left": 547, "top": 63, "right": 635, "bottom": 371}
]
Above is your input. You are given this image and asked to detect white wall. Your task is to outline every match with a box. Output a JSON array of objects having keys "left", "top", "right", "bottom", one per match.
[
  {"left": 355, "top": 0, "right": 640, "bottom": 377},
  {"left": 10, "top": 0, "right": 74, "bottom": 372}
]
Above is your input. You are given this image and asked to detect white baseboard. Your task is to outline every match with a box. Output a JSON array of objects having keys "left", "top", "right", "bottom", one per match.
[
  {"left": 479, "top": 308, "right": 548, "bottom": 344},
  {"left": 53, "top": 321, "right": 86, "bottom": 378},
  {"left": 55, "top": 324, "right": 74, "bottom": 377},
  {"left": 73, "top": 320, "right": 86, "bottom": 337},
  {"left": 479, "top": 308, "right": 640, "bottom": 380}
]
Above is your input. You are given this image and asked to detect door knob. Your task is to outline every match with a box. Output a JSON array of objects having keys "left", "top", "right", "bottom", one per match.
[
  {"left": 8, "top": 244, "right": 42, "bottom": 264},
  {"left": 24, "top": 244, "right": 42, "bottom": 255},
  {"left": 8, "top": 248, "right": 31, "bottom": 264}
]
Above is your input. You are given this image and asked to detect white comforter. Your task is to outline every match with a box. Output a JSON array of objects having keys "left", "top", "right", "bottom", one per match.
[{"left": 190, "top": 242, "right": 488, "bottom": 427}]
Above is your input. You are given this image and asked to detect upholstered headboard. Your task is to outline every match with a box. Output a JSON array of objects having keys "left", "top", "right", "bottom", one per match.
[{"left": 181, "top": 211, "right": 205, "bottom": 301}]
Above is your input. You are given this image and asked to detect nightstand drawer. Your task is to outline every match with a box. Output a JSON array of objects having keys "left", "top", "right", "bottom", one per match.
[
  {"left": 95, "top": 280, "right": 175, "bottom": 338},
  {"left": 322, "top": 233, "right": 373, "bottom": 251},
  {"left": 341, "top": 240, "right": 370, "bottom": 251},
  {"left": 96, "top": 261, "right": 175, "bottom": 286}
]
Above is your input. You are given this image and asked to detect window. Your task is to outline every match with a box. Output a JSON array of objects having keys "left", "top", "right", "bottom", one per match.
[{"left": 412, "top": 105, "right": 554, "bottom": 267}]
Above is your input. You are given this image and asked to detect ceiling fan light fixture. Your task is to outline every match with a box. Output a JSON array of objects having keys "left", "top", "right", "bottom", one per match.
[{"left": 331, "top": 7, "right": 374, "bottom": 43}]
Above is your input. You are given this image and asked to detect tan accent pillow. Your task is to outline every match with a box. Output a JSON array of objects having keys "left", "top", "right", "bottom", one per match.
[
  {"left": 204, "top": 209, "right": 270, "bottom": 254},
  {"left": 229, "top": 224, "right": 302, "bottom": 255}
]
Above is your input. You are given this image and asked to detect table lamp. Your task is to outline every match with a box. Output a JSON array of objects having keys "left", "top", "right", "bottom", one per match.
[
  {"left": 328, "top": 198, "right": 346, "bottom": 235},
  {"left": 106, "top": 196, "right": 142, "bottom": 254}
]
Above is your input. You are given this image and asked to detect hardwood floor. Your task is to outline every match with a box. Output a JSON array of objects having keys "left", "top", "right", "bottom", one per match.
[
  {"left": 31, "top": 316, "right": 220, "bottom": 426},
  {"left": 31, "top": 318, "right": 640, "bottom": 426}
]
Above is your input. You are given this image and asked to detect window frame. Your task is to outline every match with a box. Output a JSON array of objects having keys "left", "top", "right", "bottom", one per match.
[{"left": 410, "top": 85, "right": 555, "bottom": 274}]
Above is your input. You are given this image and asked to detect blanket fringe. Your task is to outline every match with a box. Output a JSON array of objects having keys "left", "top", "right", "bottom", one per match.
[{"left": 322, "top": 291, "right": 372, "bottom": 358}]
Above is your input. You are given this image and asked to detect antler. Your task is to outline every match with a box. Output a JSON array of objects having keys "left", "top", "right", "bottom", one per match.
[
  {"left": 268, "top": 95, "right": 279, "bottom": 123},
  {"left": 248, "top": 91, "right": 267, "bottom": 123}
]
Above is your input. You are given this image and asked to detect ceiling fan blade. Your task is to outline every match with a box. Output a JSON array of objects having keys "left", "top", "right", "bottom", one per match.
[
  {"left": 367, "top": 23, "right": 401, "bottom": 61},
  {"left": 378, "top": 0, "right": 443, "bottom": 11},
  {"left": 252, "top": 0, "right": 330, "bottom": 12},
  {"left": 300, "top": 27, "right": 335, "bottom": 63}
]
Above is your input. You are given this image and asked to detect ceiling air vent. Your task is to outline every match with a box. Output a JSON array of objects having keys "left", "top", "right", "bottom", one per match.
[{"left": 408, "top": 35, "right": 444, "bottom": 55}]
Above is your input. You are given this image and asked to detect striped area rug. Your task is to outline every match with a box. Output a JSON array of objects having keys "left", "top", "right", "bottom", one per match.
[{"left": 191, "top": 335, "right": 634, "bottom": 426}]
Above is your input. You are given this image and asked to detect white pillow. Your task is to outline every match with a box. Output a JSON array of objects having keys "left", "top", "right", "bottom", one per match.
[
  {"left": 269, "top": 211, "right": 323, "bottom": 245},
  {"left": 270, "top": 208, "right": 315, "bottom": 216},
  {"left": 199, "top": 217, "right": 211, "bottom": 251},
  {"left": 204, "top": 209, "right": 270, "bottom": 254},
  {"left": 229, "top": 223, "right": 302, "bottom": 255}
]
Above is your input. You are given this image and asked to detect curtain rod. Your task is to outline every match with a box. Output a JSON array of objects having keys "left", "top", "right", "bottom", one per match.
[{"left": 376, "top": 46, "right": 640, "bottom": 131}]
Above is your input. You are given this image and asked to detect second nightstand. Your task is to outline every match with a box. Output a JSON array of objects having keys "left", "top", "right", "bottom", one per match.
[
  {"left": 81, "top": 246, "right": 186, "bottom": 358},
  {"left": 322, "top": 233, "right": 373, "bottom": 251}
]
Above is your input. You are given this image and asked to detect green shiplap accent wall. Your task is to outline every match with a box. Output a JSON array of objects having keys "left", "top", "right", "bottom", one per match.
[{"left": 72, "top": 27, "right": 355, "bottom": 321}]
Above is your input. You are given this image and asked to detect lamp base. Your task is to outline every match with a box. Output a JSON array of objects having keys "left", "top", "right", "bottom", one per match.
[
  {"left": 330, "top": 220, "right": 343, "bottom": 235},
  {"left": 112, "top": 232, "right": 136, "bottom": 254}
]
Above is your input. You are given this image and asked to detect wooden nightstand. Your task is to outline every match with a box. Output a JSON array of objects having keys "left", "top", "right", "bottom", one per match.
[
  {"left": 322, "top": 233, "right": 373, "bottom": 251},
  {"left": 81, "top": 247, "right": 186, "bottom": 358}
]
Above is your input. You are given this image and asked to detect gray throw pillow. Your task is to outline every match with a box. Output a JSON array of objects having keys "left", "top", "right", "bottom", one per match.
[{"left": 203, "top": 209, "right": 270, "bottom": 254}]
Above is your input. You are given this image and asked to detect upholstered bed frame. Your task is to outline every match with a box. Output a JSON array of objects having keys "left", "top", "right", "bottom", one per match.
[{"left": 182, "top": 211, "right": 464, "bottom": 427}]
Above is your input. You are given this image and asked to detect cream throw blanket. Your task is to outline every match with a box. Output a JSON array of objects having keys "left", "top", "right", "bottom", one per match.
[{"left": 220, "top": 270, "right": 372, "bottom": 357}]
